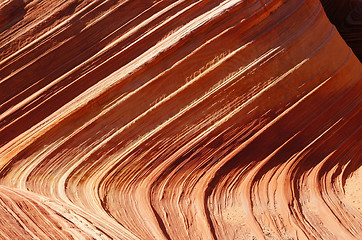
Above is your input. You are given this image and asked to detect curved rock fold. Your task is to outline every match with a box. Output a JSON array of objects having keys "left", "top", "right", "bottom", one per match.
[{"left": 0, "top": 0, "right": 361, "bottom": 239}]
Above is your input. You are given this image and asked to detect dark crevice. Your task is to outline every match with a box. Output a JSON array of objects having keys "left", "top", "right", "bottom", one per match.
[{"left": 320, "top": 0, "right": 362, "bottom": 60}]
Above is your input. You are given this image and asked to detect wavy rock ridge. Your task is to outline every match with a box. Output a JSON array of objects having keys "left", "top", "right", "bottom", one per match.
[{"left": 0, "top": 0, "right": 361, "bottom": 239}]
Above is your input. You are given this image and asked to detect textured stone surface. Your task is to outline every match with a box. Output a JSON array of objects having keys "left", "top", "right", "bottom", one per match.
[{"left": 0, "top": 0, "right": 361, "bottom": 239}]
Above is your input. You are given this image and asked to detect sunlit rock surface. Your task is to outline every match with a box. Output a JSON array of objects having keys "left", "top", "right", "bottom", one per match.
[{"left": 0, "top": 0, "right": 361, "bottom": 239}]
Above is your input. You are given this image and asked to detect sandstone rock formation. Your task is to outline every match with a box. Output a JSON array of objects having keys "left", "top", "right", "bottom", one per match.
[{"left": 0, "top": 0, "right": 361, "bottom": 239}]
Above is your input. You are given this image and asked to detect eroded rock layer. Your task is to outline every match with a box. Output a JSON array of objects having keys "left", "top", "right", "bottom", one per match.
[{"left": 0, "top": 0, "right": 361, "bottom": 239}]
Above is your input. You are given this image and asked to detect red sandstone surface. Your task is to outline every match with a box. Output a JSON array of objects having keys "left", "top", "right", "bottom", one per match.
[{"left": 0, "top": 0, "right": 361, "bottom": 239}]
